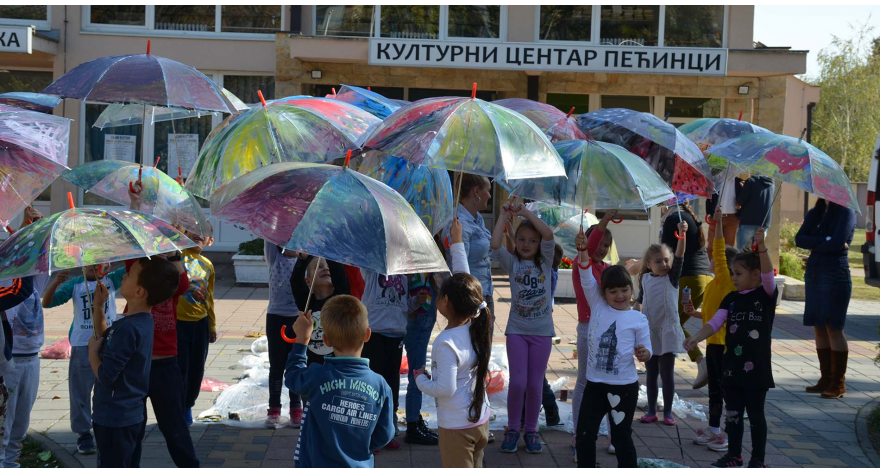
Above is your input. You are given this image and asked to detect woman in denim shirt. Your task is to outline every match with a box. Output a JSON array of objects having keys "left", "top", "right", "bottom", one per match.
[{"left": 447, "top": 174, "right": 495, "bottom": 318}]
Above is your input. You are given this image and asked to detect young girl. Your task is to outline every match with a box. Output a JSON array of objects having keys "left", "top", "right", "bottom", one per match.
[
  {"left": 575, "top": 231, "right": 652, "bottom": 468},
  {"left": 684, "top": 228, "right": 776, "bottom": 468},
  {"left": 637, "top": 221, "right": 688, "bottom": 426},
  {"left": 414, "top": 219, "right": 492, "bottom": 467},
  {"left": 490, "top": 201, "right": 555, "bottom": 454},
  {"left": 264, "top": 243, "right": 299, "bottom": 427},
  {"left": 571, "top": 210, "right": 618, "bottom": 461}
]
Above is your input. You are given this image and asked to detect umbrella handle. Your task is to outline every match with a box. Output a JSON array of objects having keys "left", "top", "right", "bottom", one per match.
[
  {"left": 444, "top": 236, "right": 451, "bottom": 249},
  {"left": 129, "top": 182, "right": 135, "bottom": 194},
  {"left": 280, "top": 325, "right": 296, "bottom": 344},
  {"left": 610, "top": 217, "right": 624, "bottom": 224},
  {"left": 705, "top": 214, "right": 716, "bottom": 225},
  {"left": 5, "top": 226, "right": 14, "bottom": 234},
  {"left": 674, "top": 231, "right": 685, "bottom": 240},
  {"left": 577, "top": 259, "right": 592, "bottom": 270},
  {"left": 96, "top": 265, "right": 109, "bottom": 278},
  {"left": 752, "top": 242, "right": 758, "bottom": 252}
]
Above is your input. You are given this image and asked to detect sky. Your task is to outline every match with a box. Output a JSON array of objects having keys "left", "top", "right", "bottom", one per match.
[{"left": 753, "top": 5, "right": 880, "bottom": 79}]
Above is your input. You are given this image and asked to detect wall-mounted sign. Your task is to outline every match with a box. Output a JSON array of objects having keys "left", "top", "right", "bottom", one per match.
[
  {"left": 0, "top": 26, "right": 33, "bottom": 54},
  {"left": 369, "top": 39, "right": 727, "bottom": 76},
  {"left": 104, "top": 134, "right": 136, "bottom": 163}
]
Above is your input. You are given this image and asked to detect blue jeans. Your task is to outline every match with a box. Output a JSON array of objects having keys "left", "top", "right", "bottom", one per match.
[
  {"left": 736, "top": 225, "right": 767, "bottom": 251},
  {"left": 404, "top": 301, "right": 437, "bottom": 423}
]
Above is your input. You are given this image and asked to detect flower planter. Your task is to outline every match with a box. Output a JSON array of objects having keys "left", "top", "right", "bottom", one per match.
[
  {"left": 232, "top": 253, "right": 268, "bottom": 284},
  {"left": 555, "top": 268, "right": 576, "bottom": 299}
]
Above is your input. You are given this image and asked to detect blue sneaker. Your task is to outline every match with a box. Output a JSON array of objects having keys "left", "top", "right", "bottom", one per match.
[
  {"left": 184, "top": 408, "right": 193, "bottom": 426},
  {"left": 500, "top": 430, "right": 520, "bottom": 453},
  {"left": 524, "top": 432, "right": 542, "bottom": 454}
]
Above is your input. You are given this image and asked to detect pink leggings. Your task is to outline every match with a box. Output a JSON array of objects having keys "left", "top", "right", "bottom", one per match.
[{"left": 506, "top": 334, "right": 553, "bottom": 433}]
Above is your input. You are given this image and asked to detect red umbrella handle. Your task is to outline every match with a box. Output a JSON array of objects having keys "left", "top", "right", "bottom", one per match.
[
  {"left": 674, "top": 231, "right": 685, "bottom": 240},
  {"left": 280, "top": 325, "right": 296, "bottom": 344},
  {"left": 129, "top": 182, "right": 135, "bottom": 193},
  {"left": 610, "top": 217, "right": 624, "bottom": 224},
  {"left": 578, "top": 259, "right": 592, "bottom": 270},
  {"left": 97, "top": 265, "right": 110, "bottom": 278},
  {"left": 444, "top": 236, "right": 451, "bottom": 248},
  {"left": 752, "top": 242, "right": 758, "bottom": 252},
  {"left": 705, "top": 214, "right": 716, "bottom": 225}
]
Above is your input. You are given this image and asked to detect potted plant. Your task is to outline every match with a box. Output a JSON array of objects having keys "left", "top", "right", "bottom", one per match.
[
  {"left": 554, "top": 256, "right": 576, "bottom": 299},
  {"left": 232, "top": 238, "right": 269, "bottom": 284}
]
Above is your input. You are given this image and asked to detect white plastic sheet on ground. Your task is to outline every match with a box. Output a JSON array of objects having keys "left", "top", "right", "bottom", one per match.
[{"left": 636, "top": 384, "right": 708, "bottom": 422}]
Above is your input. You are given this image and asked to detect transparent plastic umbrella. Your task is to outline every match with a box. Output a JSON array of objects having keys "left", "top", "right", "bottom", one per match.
[
  {"left": 493, "top": 98, "right": 586, "bottom": 142},
  {"left": 0, "top": 92, "right": 62, "bottom": 113},
  {"left": 326, "top": 84, "right": 405, "bottom": 119},
  {"left": 91, "top": 88, "right": 249, "bottom": 129}
]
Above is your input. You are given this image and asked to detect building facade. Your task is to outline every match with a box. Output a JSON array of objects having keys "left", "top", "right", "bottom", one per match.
[{"left": 1, "top": 5, "right": 819, "bottom": 260}]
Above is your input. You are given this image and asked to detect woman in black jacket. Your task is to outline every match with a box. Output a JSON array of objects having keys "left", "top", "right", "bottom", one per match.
[{"left": 795, "top": 199, "right": 856, "bottom": 399}]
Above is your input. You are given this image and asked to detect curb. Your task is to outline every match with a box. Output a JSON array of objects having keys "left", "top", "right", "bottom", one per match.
[
  {"left": 27, "top": 429, "right": 83, "bottom": 468},
  {"left": 856, "top": 396, "right": 880, "bottom": 468}
]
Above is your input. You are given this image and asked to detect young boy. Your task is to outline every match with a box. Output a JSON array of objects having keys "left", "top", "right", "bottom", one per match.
[
  {"left": 176, "top": 225, "right": 216, "bottom": 425},
  {"left": 284, "top": 295, "right": 395, "bottom": 468},
  {"left": 88, "top": 257, "right": 181, "bottom": 468},
  {"left": 42, "top": 264, "right": 126, "bottom": 455}
]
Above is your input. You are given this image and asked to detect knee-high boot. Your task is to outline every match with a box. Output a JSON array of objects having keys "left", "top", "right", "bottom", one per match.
[
  {"left": 805, "top": 347, "right": 832, "bottom": 393},
  {"left": 821, "top": 351, "right": 848, "bottom": 399}
]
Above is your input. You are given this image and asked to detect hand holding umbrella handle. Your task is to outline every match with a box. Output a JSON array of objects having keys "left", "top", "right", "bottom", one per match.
[
  {"left": 705, "top": 214, "right": 716, "bottom": 225},
  {"left": 444, "top": 236, "right": 451, "bottom": 248},
  {"left": 674, "top": 231, "right": 685, "bottom": 240},
  {"left": 610, "top": 216, "right": 624, "bottom": 224},
  {"left": 280, "top": 325, "right": 296, "bottom": 344}
]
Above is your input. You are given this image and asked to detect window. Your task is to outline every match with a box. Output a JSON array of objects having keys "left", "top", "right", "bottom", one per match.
[
  {"left": 220, "top": 6, "right": 281, "bottom": 34},
  {"left": 599, "top": 5, "right": 659, "bottom": 46},
  {"left": 0, "top": 5, "right": 47, "bottom": 21},
  {"left": 539, "top": 6, "right": 592, "bottom": 42},
  {"left": 83, "top": 104, "right": 144, "bottom": 205},
  {"left": 315, "top": 5, "right": 375, "bottom": 37},
  {"left": 667, "top": 97, "right": 721, "bottom": 127},
  {"left": 601, "top": 95, "right": 652, "bottom": 113},
  {"left": 380, "top": 6, "right": 439, "bottom": 39},
  {"left": 155, "top": 6, "right": 215, "bottom": 32},
  {"left": 546, "top": 93, "right": 590, "bottom": 117},
  {"left": 664, "top": 5, "right": 724, "bottom": 48},
  {"left": 448, "top": 6, "right": 500, "bottom": 39},
  {"left": 223, "top": 75, "right": 274, "bottom": 104},
  {"left": 90, "top": 6, "right": 146, "bottom": 27}
]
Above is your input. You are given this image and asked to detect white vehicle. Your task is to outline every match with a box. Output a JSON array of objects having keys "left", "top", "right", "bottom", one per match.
[{"left": 863, "top": 133, "right": 880, "bottom": 286}]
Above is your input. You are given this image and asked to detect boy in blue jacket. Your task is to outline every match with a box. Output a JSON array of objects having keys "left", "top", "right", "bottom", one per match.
[{"left": 285, "top": 295, "right": 395, "bottom": 468}]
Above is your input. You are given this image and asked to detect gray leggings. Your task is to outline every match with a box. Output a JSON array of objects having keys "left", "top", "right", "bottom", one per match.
[{"left": 645, "top": 352, "right": 675, "bottom": 417}]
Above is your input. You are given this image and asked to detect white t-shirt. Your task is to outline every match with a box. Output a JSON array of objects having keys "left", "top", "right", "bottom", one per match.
[
  {"left": 579, "top": 263, "right": 652, "bottom": 385},
  {"left": 46, "top": 271, "right": 123, "bottom": 347},
  {"left": 720, "top": 172, "right": 737, "bottom": 215}
]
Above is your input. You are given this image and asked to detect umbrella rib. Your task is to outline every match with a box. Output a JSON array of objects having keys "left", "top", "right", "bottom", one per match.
[{"left": 78, "top": 56, "right": 128, "bottom": 101}]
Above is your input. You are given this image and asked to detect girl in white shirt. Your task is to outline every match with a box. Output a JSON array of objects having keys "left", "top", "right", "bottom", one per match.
[
  {"left": 575, "top": 230, "right": 652, "bottom": 468},
  {"left": 415, "top": 219, "right": 492, "bottom": 468}
]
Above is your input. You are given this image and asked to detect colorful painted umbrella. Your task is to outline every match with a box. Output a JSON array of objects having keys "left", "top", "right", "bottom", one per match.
[
  {"left": 357, "top": 151, "right": 453, "bottom": 235},
  {"left": 92, "top": 88, "right": 249, "bottom": 129},
  {"left": 185, "top": 94, "right": 380, "bottom": 199},
  {"left": 0, "top": 206, "right": 196, "bottom": 280},
  {"left": 0, "top": 92, "right": 62, "bottom": 113},
  {"left": 499, "top": 139, "right": 674, "bottom": 212},
  {"left": 577, "top": 108, "right": 714, "bottom": 197},
  {"left": 210, "top": 161, "right": 448, "bottom": 275},
  {"left": 493, "top": 98, "right": 586, "bottom": 142},
  {"left": 359, "top": 89, "right": 566, "bottom": 181},
  {"left": 705, "top": 133, "right": 860, "bottom": 212},
  {"left": 526, "top": 202, "right": 619, "bottom": 263},
  {"left": 42, "top": 42, "right": 236, "bottom": 113},
  {"left": 679, "top": 117, "right": 772, "bottom": 172},
  {"left": 61, "top": 160, "right": 211, "bottom": 236},
  {"left": 326, "top": 85, "right": 405, "bottom": 119},
  {"left": 0, "top": 105, "right": 71, "bottom": 226}
]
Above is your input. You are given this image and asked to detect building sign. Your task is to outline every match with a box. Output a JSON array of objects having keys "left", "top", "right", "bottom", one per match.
[
  {"left": 369, "top": 39, "right": 727, "bottom": 76},
  {"left": 168, "top": 133, "right": 199, "bottom": 175},
  {"left": 104, "top": 134, "right": 137, "bottom": 163},
  {"left": 0, "top": 26, "right": 32, "bottom": 54}
]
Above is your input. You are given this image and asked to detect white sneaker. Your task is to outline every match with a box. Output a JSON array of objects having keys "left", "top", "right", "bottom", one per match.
[
  {"left": 694, "top": 427, "right": 714, "bottom": 445},
  {"left": 693, "top": 358, "right": 709, "bottom": 389},
  {"left": 707, "top": 433, "right": 729, "bottom": 452},
  {"left": 608, "top": 444, "right": 616, "bottom": 454}
]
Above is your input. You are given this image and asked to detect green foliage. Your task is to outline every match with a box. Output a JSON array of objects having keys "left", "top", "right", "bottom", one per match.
[
  {"left": 809, "top": 23, "right": 880, "bottom": 182},
  {"left": 779, "top": 219, "right": 802, "bottom": 253},
  {"left": 779, "top": 251, "right": 805, "bottom": 281},
  {"left": 237, "top": 238, "right": 264, "bottom": 256}
]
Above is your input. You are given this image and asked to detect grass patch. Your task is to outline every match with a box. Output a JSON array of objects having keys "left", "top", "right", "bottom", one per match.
[
  {"left": 18, "top": 436, "right": 61, "bottom": 468},
  {"left": 869, "top": 405, "right": 880, "bottom": 457},
  {"left": 849, "top": 232, "right": 866, "bottom": 270}
]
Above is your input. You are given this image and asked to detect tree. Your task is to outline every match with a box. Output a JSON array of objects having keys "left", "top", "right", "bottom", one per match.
[{"left": 810, "top": 23, "right": 880, "bottom": 182}]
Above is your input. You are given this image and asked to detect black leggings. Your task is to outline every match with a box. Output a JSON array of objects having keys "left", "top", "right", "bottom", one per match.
[
  {"left": 267, "top": 313, "right": 299, "bottom": 409},
  {"left": 576, "top": 381, "right": 639, "bottom": 468},
  {"left": 362, "top": 333, "right": 404, "bottom": 413},
  {"left": 725, "top": 385, "right": 768, "bottom": 463},
  {"left": 645, "top": 352, "right": 675, "bottom": 417},
  {"left": 706, "top": 344, "right": 725, "bottom": 428}
]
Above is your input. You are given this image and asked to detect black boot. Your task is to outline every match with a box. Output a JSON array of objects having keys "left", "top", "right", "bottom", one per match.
[
  {"left": 405, "top": 420, "right": 439, "bottom": 445},
  {"left": 418, "top": 416, "right": 439, "bottom": 440}
]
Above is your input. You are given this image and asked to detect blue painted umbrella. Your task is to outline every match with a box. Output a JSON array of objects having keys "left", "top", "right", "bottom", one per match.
[
  {"left": 209, "top": 160, "right": 448, "bottom": 275},
  {"left": 327, "top": 85, "right": 405, "bottom": 119},
  {"left": 526, "top": 202, "right": 620, "bottom": 263},
  {"left": 0, "top": 92, "right": 62, "bottom": 113}
]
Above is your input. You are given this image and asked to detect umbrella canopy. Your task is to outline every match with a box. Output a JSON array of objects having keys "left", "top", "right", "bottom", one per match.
[
  {"left": 185, "top": 96, "right": 380, "bottom": 199},
  {"left": 61, "top": 160, "right": 211, "bottom": 236},
  {"left": 92, "top": 88, "right": 249, "bottom": 129},
  {"left": 0, "top": 106, "right": 71, "bottom": 226},
  {"left": 499, "top": 139, "right": 674, "bottom": 211},
  {"left": 0, "top": 207, "right": 196, "bottom": 279},
  {"left": 357, "top": 152, "right": 453, "bottom": 235},
  {"left": 42, "top": 48, "right": 236, "bottom": 113},
  {"left": 578, "top": 108, "right": 714, "bottom": 197},
  {"left": 526, "top": 202, "right": 619, "bottom": 263},
  {"left": 706, "top": 133, "right": 860, "bottom": 212},
  {"left": 210, "top": 162, "right": 448, "bottom": 275},
  {"left": 327, "top": 85, "right": 404, "bottom": 119},
  {"left": 0, "top": 92, "right": 62, "bottom": 113},
  {"left": 493, "top": 98, "right": 586, "bottom": 142},
  {"left": 360, "top": 94, "right": 566, "bottom": 180},
  {"left": 679, "top": 118, "right": 772, "bottom": 152}
]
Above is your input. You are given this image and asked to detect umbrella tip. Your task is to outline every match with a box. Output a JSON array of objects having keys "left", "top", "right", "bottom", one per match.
[
  {"left": 67, "top": 192, "right": 75, "bottom": 210},
  {"left": 155, "top": 155, "right": 161, "bottom": 168},
  {"left": 257, "top": 90, "right": 267, "bottom": 108},
  {"left": 331, "top": 87, "right": 337, "bottom": 96},
  {"left": 343, "top": 150, "right": 352, "bottom": 168},
  {"left": 367, "top": 86, "right": 371, "bottom": 91},
  {"left": 567, "top": 107, "right": 575, "bottom": 119},
  {"left": 738, "top": 110, "right": 743, "bottom": 121},
  {"left": 146, "top": 40, "right": 151, "bottom": 55},
  {"left": 471, "top": 83, "right": 477, "bottom": 99}
]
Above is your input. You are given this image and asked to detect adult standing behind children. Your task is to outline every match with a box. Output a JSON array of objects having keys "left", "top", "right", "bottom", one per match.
[
  {"left": 264, "top": 242, "right": 299, "bottom": 427},
  {"left": 661, "top": 202, "right": 711, "bottom": 389},
  {"left": 705, "top": 170, "right": 740, "bottom": 256},
  {"left": 796, "top": 199, "right": 856, "bottom": 399},
  {"left": 88, "top": 257, "right": 181, "bottom": 468},
  {"left": 735, "top": 175, "right": 774, "bottom": 250},
  {"left": 446, "top": 174, "right": 495, "bottom": 317},
  {"left": 176, "top": 225, "right": 216, "bottom": 427}
]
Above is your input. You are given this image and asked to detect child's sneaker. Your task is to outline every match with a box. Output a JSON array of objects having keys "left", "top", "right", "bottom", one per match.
[
  {"left": 76, "top": 432, "right": 96, "bottom": 455},
  {"left": 524, "top": 432, "right": 542, "bottom": 454},
  {"left": 708, "top": 433, "right": 729, "bottom": 452},
  {"left": 710, "top": 454, "right": 743, "bottom": 468},
  {"left": 184, "top": 408, "right": 193, "bottom": 426},
  {"left": 289, "top": 407, "right": 303, "bottom": 428},
  {"left": 747, "top": 459, "right": 767, "bottom": 468},
  {"left": 265, "top": 407, "right": 282, "bottom": 427},
  {"left": 500, "top": 430, "right": 520, "bottom": 453},
  {"left": 694, "top": 427, "right": 715, "bottom": 445},
  {"left": 384, "top": 439, "right": 401, "bottom": 451},
  {"left": 608, "top": 444, "right": 616, "bottom": 454}
]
